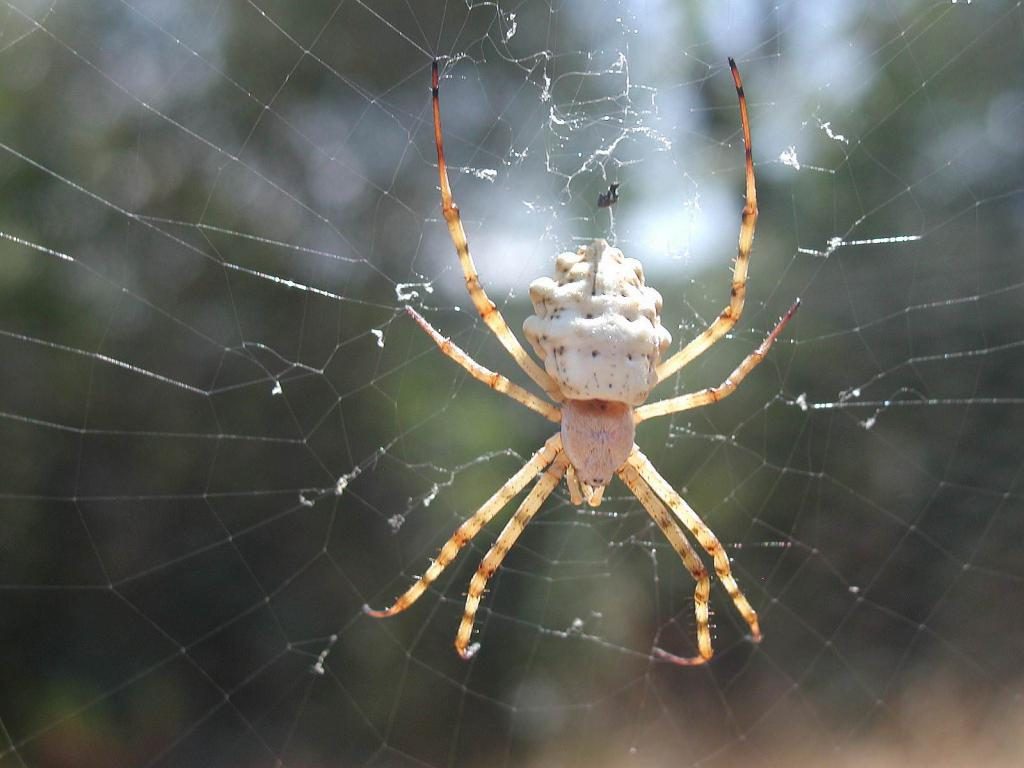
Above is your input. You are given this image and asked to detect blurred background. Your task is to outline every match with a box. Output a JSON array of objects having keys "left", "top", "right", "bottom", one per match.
[{"left": 1, "top": 0, "right": 1023, "bottom": 766}]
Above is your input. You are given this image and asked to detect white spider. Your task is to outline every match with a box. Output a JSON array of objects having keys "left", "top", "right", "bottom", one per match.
[{"left": 365, "top": 59, "right": 799, "bottom": 665}]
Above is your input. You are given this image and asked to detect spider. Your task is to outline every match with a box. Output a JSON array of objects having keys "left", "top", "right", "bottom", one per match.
[{"left": 365, "top": 58, "right": 799, "bottom": 665}]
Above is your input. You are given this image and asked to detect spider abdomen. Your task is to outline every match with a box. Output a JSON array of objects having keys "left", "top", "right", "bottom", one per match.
[
  {"left": 523, "top": 240, "right": 672, "bottom": 405},
  {"left": 560, "top": 399, "right": 635, "bottom": 488}
]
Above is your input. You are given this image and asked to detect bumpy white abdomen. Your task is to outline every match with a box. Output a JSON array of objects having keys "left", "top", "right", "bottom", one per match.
[{"left": 523, "top": 240, "right": 672, "bottom": 405}]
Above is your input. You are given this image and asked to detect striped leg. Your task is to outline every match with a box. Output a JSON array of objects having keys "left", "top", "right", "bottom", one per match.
[
  {"left": 627, "top": 449, "right": 762, "bottom": 644},
  {"left": 455, "top": 453, "right": 569, "bottom": 659},
  {"left": 364, "top": 435, "right": 562, "bottom": 618},
  {"left": 656, "top": 58, "right": 758, "bottom": 383},
  {"left": 431, "top": 61, "right": 562, "bottom": 402},
  {"left": 565, "top": 465, "right": 585, "bottom": 506},
  {"left": 618, "top": 461, "right": 712, "bottom": 664},
  {"left": 405, "top": 307, "right": 560, "bottom": 422},
  {"left": 635, "top": 299, "right": 799, "bottom": 423}
]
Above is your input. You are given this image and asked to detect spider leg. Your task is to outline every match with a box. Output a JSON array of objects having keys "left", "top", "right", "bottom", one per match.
[
  {"left": 364, "top": 434, "right": 562, "bottom": 618},
  {"left": 455, "top": 452, "right": 569, "bottom": 659},
  {"left": 405, "top": 307, "right": 561, "bottom": 422},
  {"left": 565, "top": 465, "right": 585, "bottom": 506},
  {"left": 627, "top": 448, "right": 762, "bottom": 644},
  {"left": 431, "top": 61, "right": 563, "bottom": 403},
  {"left": 655, "top": 58, "right": 758, "bottom": 384},
  {"left": 635, "top": 299, "right": 798, "bottom": 423},
  {"left": 618, "top": 462, "right": 712, "bottom": 665}
]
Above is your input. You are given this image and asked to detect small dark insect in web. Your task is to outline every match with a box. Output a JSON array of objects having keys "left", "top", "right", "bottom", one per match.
[{"left": 597, "top": 183, "right": 620, "bottom": 208}]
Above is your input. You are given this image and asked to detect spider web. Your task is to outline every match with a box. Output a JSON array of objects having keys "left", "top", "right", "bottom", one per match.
[{"left": 1, "top": 0, "right": 1023, "bottom": 765}]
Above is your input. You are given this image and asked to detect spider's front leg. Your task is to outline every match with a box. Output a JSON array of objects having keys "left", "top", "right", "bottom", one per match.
[
  {"left": 431, "top": 61, "right": 562, "bottom": 403},
  {"left": 656, "top": 58, "right": 759, "bottom": 383}
]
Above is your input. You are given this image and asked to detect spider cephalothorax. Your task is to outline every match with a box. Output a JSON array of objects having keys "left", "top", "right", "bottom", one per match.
[{"left": 365, "top": 58, "right": 799, "bottom": 666}]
